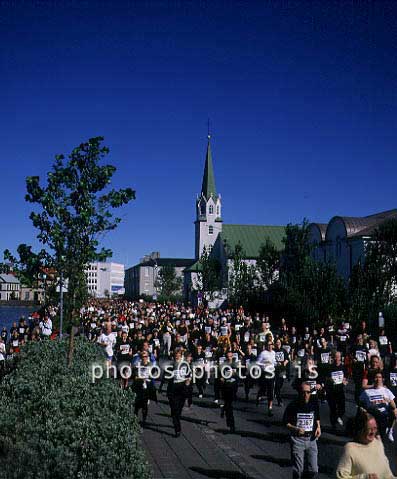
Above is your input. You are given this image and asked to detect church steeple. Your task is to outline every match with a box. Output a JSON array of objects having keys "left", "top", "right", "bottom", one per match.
[
  {"left": 200, "top": 136, "right": 217, "bottom": 200},
  {"left": 195, "top": 134, "right": 222, "bottom": 259}
]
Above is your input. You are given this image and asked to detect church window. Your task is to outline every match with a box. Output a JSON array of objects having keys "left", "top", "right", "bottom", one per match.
[
  {"left": 209, "top": 205, "right": 214, "bottom": 215},
  {"left": 209, "top": 225, "right": 214, "bottom": 235},
  {"left": 200, "top": 203, "right": 206, "bottom": 215},
  {"left": 216, "top": 205, "right": 220, "bottom": 216}
]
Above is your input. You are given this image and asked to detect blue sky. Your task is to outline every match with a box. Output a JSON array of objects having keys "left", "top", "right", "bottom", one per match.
[{"left": 1, "top": 1, "right": 397, "bottom": 267}]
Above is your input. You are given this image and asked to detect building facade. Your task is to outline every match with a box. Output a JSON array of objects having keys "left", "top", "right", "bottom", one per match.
[
  {"left": 308, "top": 209, "right": 397, "bottom": 280},
  {"left": 0, "top": 274, "right": 20, "bottom": 301},
  {"left": 125, "top": 252, "right": 194, "bottom": 299},
  {"left": 85, "top": 262, "right": 125, "bottom": 298}
]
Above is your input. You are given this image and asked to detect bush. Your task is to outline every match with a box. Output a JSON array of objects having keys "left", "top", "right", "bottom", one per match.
[{"left": 0, "top": 338, "right": 151, "bottom": 479}]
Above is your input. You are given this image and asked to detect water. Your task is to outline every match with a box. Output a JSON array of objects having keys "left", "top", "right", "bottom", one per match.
[{"left": 0, "top": 306, "right": 37, "bottom": 331}]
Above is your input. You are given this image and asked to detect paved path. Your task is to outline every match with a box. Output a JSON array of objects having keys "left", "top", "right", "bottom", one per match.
[{"left": 141, "top": 379, "right": 397, "bottom": 479}]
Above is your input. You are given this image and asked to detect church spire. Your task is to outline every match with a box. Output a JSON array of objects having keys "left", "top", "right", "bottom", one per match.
[{"left": 201, "top": 135, "right": 217, "bottom": 199}]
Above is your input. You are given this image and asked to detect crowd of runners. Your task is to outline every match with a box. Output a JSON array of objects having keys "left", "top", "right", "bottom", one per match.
[{"left": 1, "top": 298, "right": 397, "bottom": 478}]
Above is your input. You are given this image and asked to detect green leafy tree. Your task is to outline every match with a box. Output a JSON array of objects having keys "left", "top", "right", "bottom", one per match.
[
  {"left": 276, "top": 220, "right": 346, "bottom": 326},
  {"left": 194, "top": 246, "right": 222, "bottom": 306},
  {"left": 156, "top": 265, "right": 183, "bottom": 299},
  {"left": 227, "top": 243, "right": 258, "bottom": 311},
  {"left": 5, "top": 137, "right": 135, "bottom": 360},
  {"left": 348, "top": 218, "right": 397, "bottom": 327},
  {"left": 257, "top": 238, "right": 281, "bottom": 290}
]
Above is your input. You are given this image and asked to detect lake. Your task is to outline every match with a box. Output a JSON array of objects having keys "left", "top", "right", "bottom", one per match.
[{"left": 0, "top": 305, "right": 37, "bottom": 331}]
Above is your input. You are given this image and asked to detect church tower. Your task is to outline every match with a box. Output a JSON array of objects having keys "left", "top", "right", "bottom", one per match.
[{"left": 195, "top": 135, "right": 222, "bottom": 259}]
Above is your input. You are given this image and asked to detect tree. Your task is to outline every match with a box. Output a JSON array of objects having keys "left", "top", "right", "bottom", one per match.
[
  {"left": 257, "top": 238, "right": 281, "bottom": 291},
  {"left": 194, "top": 246, "right": 222, "bottom": 306},
  {"left": 275, "top": 220, "right": 346, "bottom": 326},
  {"left": 156, "top": 265, "right": 182, "bottom": 299},
  {"left": 227, "top": 243, "right": 258, "bottom": 311},
  {"left": 5, "top": 137, "right": 135, "bottom": 361},
  {"left": 348, "top": 218, "right": 397, "bottom": 328}
]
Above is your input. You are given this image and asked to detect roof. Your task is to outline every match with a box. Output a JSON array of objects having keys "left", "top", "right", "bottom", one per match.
[
  {"left": 200, "top": 138, "right": 217, "bottom": 200},
  {"left": 327, "top": 209, "right": 397, "bottom": 239},
  {"left": 184, "top": 260, "right": 203, "bottom": 273},
  {"left": 139, "top": 258, "right": 195, "bottom": 268},
  {"left": 0, "top": 274, "right": 20, "bottom": 284},
  {"left": 308, "top": 223, "right": 327, "bottom": 241},
  {"left": 220, "top": 224, "right": 286, "bottom": 259}
]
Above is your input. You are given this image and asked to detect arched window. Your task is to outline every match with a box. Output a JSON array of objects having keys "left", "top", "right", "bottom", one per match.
[
  {"left": 209, "top": 204, "right": 214, "bottom": 215},
  {"left": 209, "top": 225, "right": 214, "bottom": 235},
  {"left": 200, "top": 203, "right": 206, "bottom": 215}
]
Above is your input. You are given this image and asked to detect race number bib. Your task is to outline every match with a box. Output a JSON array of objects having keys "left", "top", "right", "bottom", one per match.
[
  {"left": 321, "top": 353, "right": 330, "bottom": 363},
  {"left": 275, "top": 352, "right": 284, "bottom": 362},
  {"left": 244, "top": 332, "right": 250, "bottom": 342},
  {"left": 259, "top": 333, "right": 267, "bottom": 342},
  {"left": 379, "top": 336, "right": 388, "bottom": 346},
  {"left": 232, "top": 353, "right": 239, "bottom": 362},
  {"left": 120, "top": 344, "right": 130, "bottom": 354},
  {"left": 390, "top": 372, "right": 397, "bottom": 387},
  {"left": 340, "top": 336, "right": 347, "bottom": 342},
  {"left": 283, "top": 345, "right": 291, "bottom": 353},
  {"left": 297, "top": 349, "right": 305, "bottom": 357},
  {"left": 154, "top": 339, "right": 160, "bottom": 347},
  {"left": 355, "top": 351, "right": 366, "bottom": 362},
  {"left": 218, "top": 356, "right": 226, "bottom": 364},
  {"left": 296, "top": 413, "right": 314, "bottom": 432},
  {"left": 307, "top": 380, "right": 317, "bottom": 394},
  {"left": 331, "top": 370, "right": 344, "bottom": 385},
  {"left": 205, "top": 326, "right": 211, "bottom": 334}
]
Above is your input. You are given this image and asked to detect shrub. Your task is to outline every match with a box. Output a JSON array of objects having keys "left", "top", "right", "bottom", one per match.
[{"left": 0, "top": 338, "right": 151, "bottom": 479}]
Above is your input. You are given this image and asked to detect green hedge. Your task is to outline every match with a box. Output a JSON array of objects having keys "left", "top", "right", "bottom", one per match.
[{"left": 0, "top": 338, "right": 151, "bottom": 479}]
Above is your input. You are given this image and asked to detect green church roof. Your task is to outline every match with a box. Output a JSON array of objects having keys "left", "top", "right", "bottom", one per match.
[
  {"left": 201, "top": 138, "right": 217, "bottom": 200},
  {"left": 220, "top": 224, "right": 286, "bottom": 258}
]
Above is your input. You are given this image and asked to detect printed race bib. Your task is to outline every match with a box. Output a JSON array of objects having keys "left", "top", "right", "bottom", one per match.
[
  {"left": 331, "top": 370, "right": 344, "bottom": 385},
  {"left": 390, "top": 372, "right": 397, "bottom": 387},
  {"left": 355, "top": 351, "right": 366, "bottom": 362},
  {"left": 120, "top": 344, "right": 130, "bottom": 354},
  {"left": 340, "top": 336, "right": 347, "bottom": 342},
  {"left": 275, "top": 352, "right": 284, "bottom": 362},
  {"left": 219, "top": 357, "right": 226, "bottom": 364},
  {"left": 296, "top": 413, "right": 314, "bottom": 432},
  {"left": 283, "top": 345, "right": 291, "bottom": 353},
  {"left": 205, "top": 326, "right": 211, "bottom": 334},
  {"left": 379, "top": 336, "right": 388, "bottom": 346},
  {"left": 307, "top": 380, "right": 317, "bottom": 394},
  {"left": 297, "top": 349, "right": 305, "bottom": 357},
  {"left": 244, "top": 332, "right": 250, "bottom": 342},
  {"left": 321, "top": 353, "right": 330, "bottom": 363},
  {"left": 154, "top": 339, "right": 160, "bottom": 347},
  {"left": 259, "top": 333, "right": 267, "bottom": 342}
]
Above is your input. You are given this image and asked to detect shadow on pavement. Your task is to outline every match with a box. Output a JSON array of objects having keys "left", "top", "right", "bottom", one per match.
[{"left": 190, "top": 466, "right": 256, "bottom": 478}]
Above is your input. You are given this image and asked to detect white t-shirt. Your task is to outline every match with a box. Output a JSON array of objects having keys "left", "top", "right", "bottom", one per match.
[
  {"left": 40, "top": 319, "right": 53, "bottom": 336},
  {"left": 97, "top": 332, "right": 117, "bottom": 357},
  {"left": 0, "top": 342, "right": 5, "bottom": 361},
  {"left": 257, "top": 350, "right": 276, "bottom": 369}
]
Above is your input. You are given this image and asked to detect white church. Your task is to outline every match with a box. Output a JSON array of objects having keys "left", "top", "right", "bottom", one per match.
[{"left": 183, "top": 136, "right": 286, "bottom": 307}]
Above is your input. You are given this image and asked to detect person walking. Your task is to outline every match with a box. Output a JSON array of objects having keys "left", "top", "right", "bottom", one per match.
[
  {"left": 283, "top": 381, "right": 321, "bottom": 479},
  {"left": 219, "top": 350, "right": 238, "bottom": 433},
  {"left": 325, "top": 351, "right": 348, "bottom": 429},
  {"left": 167, "top": 349, "right": 191, "bottom": 437}
]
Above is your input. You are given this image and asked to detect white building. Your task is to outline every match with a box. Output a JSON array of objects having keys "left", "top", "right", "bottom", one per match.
[
  {"left": 85, "top": 262, "right": 125, "bottom": 298},
  {"left": 308, "top": 209, "right": 397, "bottom": 280},
  {"left": 0, "top": 274, "right": 20, "bottom": 301}
]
